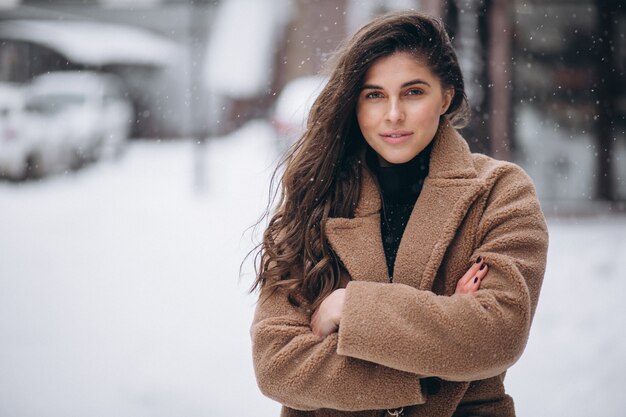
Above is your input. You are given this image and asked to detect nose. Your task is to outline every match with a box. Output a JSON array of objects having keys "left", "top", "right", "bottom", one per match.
[{"left": 385, "top": 98, "right": 404, "bottom": 123}]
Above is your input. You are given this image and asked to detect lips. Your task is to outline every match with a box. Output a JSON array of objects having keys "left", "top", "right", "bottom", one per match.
[{"left": 380, "top": 130, "right": 413, "bottom": 144}]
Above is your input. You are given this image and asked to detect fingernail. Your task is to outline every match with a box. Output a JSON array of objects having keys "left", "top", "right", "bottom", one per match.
[
  {"left": 480, "top": 263, "right": 486, "bottom": 270},
  {"left": 475, "top": 256, "right": 482, "bottom": 264},
  {"left": 473, "top": 277, "right": 478, "bottom": 284}
]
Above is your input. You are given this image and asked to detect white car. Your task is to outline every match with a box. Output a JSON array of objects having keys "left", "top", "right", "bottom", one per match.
[
  {"left": 0, "top": 83, "right": 47, "bottom": 179},
  {"left": 26, "top": 71, "right": 134, "bottom": 162},
  {"left": 271, "top": 75, "right": 327, "bottom": 151}
]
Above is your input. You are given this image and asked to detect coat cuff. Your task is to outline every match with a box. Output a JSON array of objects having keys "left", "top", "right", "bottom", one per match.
[
  {"left": 337, "top": 281, "right": 426, "bottom": 405},
  {"left": 338, "top": 280, "right": 379, "bottom": 359}
]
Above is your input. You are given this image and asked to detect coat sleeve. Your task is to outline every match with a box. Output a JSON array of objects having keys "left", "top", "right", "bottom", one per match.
[
  {"left": 250, "top": 282, "right": 426, "bottom": 411},
  {"left": 336, "top": 164, "right": 549, "bottom": 382}
]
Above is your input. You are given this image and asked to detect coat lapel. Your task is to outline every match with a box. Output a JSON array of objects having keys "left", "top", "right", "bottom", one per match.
[
  {"left": 325, "top": 171, "right": 389, "bottom": 283},
  {"left": 394, "top": 123, "right": 485, "bottom": 289},
  {"left": 326, "top": 121, "right": 486, "bottom": 289}
]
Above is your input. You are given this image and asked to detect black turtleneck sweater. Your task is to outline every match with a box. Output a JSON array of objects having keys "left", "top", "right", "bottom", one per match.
[{"left": 367, "top": 143, "right": 432, "bottom": 280}]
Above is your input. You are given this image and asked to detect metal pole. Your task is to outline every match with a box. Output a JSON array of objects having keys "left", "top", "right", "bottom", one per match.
[
  {"left": 594, "top": 0, "right": 616, "bottom": 201},
  {"left": 190, "top": 0, "right": 208, "bottom": 193},
  {"left": 488, "top": 0, "right": 512, "bottom": 161}
]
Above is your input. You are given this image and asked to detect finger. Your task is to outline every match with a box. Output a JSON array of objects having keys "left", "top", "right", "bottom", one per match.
[
  {"left": 468, "top": 264, "right": 488, "bottom": 291},
  {"left": 468, "top": 277, "right": 480, "bottom": 293},
  {"left": 312, "top": 318, "right": 330, "bottom": 338},
  {"left": 311, "top": 310, "right": 329, "bottom": 337},
  {"left": 457, "top": 275, "right": 477, "bottom": 294},
  {"left": 459, "top": 256, "right": 484, "bottom": 286},
  {"left": 476, "top": 262, "right": 489, "bottom": 279},
  {"left": 463, "top": 265, "right": 487, "bottom": 291},
  {"left": 463, "top": 274, "right": 481, "bottom": 294},
  {"left": 310, "top": 311, "right": 319, "bottom": 334},
  {"left": 312, "top": 322, "right": 323, "bottom": 337}
]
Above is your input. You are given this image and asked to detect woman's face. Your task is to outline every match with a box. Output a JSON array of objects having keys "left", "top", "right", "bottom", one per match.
[{"left": 356, "top": 52, "right": 454, "bottom": 166}]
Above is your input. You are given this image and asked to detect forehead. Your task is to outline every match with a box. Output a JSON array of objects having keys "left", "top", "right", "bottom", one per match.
[{"left": 362, "top": 52, "right": 439, "bottom": 85}]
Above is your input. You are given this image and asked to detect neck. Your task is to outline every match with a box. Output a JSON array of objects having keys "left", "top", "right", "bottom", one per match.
[{"left": 366, "top": 143, "right": 432, "bottom": 204}]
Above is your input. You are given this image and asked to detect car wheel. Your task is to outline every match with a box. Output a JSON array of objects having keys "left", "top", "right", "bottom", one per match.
[
  {"left": 24, "top": 153, "right": 44, "bottom": 180},
  {"left": 69, "top": 148, "right": 85, "bottom": 171}
]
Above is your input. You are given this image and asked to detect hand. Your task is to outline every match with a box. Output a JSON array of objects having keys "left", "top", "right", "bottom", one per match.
[
  {"left": 455, "top": 256, "right": 488, "bottom": 295},
  {"left": 311, "top": 289, "right": 346, "bottom": 338}
]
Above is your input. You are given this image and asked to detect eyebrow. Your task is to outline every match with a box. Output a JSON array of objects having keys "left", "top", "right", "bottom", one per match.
[{"left": 361, "top": 79, "right": 432, "bottom": 90}]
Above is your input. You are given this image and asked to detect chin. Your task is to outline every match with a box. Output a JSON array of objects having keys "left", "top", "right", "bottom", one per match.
[{"left": 380, "top": 151, "right": 419, "bottom": 165}]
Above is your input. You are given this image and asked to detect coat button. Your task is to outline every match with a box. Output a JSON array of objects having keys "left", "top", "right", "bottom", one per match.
[{"left": 424, "top": 377, "right": 442, "bottom": 395}]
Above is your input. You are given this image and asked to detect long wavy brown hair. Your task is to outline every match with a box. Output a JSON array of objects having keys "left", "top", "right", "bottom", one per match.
[{"left": 250, "top": 11, "right": 469, "bottom": 309}]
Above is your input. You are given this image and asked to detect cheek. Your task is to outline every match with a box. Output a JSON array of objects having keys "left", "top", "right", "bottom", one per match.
[
  {"left": 356, "top": 105, "right": 378, "bottom": 131},
  {"left": 409, "top": 101, "right": 443, "bottom": 124}
]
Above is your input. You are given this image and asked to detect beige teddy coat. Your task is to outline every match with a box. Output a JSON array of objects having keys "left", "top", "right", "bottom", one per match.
[{"left": 251, "top": 122, "right": 549, "bottom": 417}]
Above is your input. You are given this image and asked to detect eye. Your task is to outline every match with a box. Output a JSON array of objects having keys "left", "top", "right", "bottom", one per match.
[
  {"left": 364, "top": 90, "right": 384, "bottom": 99},
  {"left": 406, "top": 88, "right": 424, "bottom": 96}
]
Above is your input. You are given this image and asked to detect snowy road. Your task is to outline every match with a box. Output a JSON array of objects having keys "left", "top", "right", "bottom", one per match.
[{"left": 1, "top": 120, "right": 624, "bottom": 417}]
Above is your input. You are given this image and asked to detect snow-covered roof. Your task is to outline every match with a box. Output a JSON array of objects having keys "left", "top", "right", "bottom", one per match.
[
  {"left": 28, "top": 71, "right": 123, "bottom": 96},
  {"left": 0, "top": 19, "right": 181, "bottom": 67}
]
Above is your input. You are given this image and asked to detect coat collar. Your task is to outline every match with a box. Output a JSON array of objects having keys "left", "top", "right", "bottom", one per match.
[{"left": 326, "top": 121, "right": 486, "bottom": 290}]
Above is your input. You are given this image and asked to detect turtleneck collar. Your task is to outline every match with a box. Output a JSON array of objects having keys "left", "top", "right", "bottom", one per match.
[{"left": 366, "top": 142, "right": 432, "bottom": 204}]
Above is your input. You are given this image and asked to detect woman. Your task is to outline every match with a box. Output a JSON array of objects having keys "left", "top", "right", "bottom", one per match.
[{"left": 251, "top": 11, "right": 548, "bottom": 417}]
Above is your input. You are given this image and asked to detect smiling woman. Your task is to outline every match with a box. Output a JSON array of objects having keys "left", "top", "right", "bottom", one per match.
[
  {"left": 249, "top": 10, "right": 548, "bottom": 417},
  {"left": 356, "top": 52, "right": 454, "bottom": 166}
]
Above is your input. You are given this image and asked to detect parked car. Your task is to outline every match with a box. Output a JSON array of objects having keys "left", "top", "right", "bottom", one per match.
[
  {"left": 0, "top": 83, "right": 53, "bottom": 179},
  {"left": 25, "top": 71, "right": 134, "bottom": 163},
  {"left": 0, "top": 83, "right": 29, "bottom": 179},
  {"left": 271, "top": 75, "right": 327, "bottom": 151}
]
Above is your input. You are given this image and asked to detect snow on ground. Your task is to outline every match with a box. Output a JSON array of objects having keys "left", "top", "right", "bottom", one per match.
[
  {"left": 0, "top": 120, "right": 625, "bottom": 417},
  {"left": 507, "top": 216, "right": 626, "bottom": 416}
]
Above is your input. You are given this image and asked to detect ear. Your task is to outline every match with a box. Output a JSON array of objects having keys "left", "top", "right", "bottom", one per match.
[{"left": 440, "top": 88, "right": 455, "bottom": 115}]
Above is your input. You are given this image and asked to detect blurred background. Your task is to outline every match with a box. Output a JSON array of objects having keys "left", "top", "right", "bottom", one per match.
[{"left": 0, "top": 0, "right": 624, "bottom": 416}]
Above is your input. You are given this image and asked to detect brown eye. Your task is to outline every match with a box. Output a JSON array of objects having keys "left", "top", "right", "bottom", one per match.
[
  {"left": 364, "top": 91, "right": 383, "bottom": 99},
  {"left": 406, "top": 88, "right": 424, "bottom": 96}
]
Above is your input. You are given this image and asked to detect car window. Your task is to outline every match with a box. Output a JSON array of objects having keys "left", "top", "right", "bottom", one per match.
[{"left": 26, "top": 94, "right": 86, "bottom": 115}]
